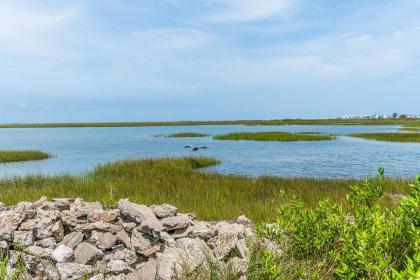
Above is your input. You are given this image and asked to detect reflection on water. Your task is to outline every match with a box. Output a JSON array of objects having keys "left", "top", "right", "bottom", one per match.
[{"left": 0, "top": 125, "right": 419, "bottom": 178}]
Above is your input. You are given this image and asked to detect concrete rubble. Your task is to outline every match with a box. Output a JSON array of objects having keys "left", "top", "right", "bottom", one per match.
[{"left": 0, "top": 197, "right": 254, "bottom": 279}]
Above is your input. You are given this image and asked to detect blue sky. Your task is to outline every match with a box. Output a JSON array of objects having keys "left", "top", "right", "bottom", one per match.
[{"left": 1, "top": 0, "right": 420, "bottom": 122}]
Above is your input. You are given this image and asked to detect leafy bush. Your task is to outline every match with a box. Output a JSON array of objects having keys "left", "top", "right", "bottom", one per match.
[{"left": 255, "top": 168, "right": 419, "bottom": 279}]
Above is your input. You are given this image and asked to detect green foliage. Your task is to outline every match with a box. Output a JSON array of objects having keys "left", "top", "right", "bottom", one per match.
[
  {"left": 257, "top": 169, "right": 420, "bottom": 279},
  {"left": 214, "top": 132, "right": 335, "bottom": 142},
  {"left": 388, "top": 253, "right": 420, "bottom": 280},
  {"left": 248, "top": 247, "right": 283, "bottom": 279},
  {"left": 0, "top": 252, "right": 28, "bottom": 280},
  {"left": 0, "top": 254, "right": 7, "bottom": 280},
  {"left": 0, "top": 150, "right": 50, "bottom": 163}
]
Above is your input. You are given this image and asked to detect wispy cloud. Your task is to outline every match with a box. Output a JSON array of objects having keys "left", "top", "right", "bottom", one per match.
[
  {"left": 0, "top": 0, "right": 78, "bottom": 58},
  {"left": 1, "top": 0, "right": 420, "bottom": 121},
  {"left": 204, "top": 0, "right": 299, "bottom": 22}
]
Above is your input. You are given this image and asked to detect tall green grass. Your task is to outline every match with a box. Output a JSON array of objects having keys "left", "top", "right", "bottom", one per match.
[
  {"left": 0, "top": 157, "right": 409, "bottom": 223},
  {"left": 351, "top": 132, "right": 420, "bottom": 143},
  {"left": 0, "top": 150, "right": 50, "bottom": 163},
  {"left": 214, "top": 132, "right": 334, "bottom": 142}
]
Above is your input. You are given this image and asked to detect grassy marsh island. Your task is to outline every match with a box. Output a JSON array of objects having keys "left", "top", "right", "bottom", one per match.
[
  {"left": 0, "top": 150, "right": 50, "bottom": 163},
  {"left": 0, "top": 157, "right": 408, "bottom": 222},
  {"left": 296, "top": 131, "right": 322, "bottom": 134},
  {"left": 164, "top": 132, "right": 209, "bottom": 138},
  {"left": 351, "top": 132, "right": 420, "bottom": 143},
  {"left": 399, "top": 126, "right": 420, "bottom": 132},
  {"left": 214, "top": 132, "right": 335, "bottom": 142}
]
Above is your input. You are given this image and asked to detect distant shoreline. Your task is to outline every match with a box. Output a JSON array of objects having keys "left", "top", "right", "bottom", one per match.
[{"left": 0, "top": 118, "right": 419, "bottom": 128}]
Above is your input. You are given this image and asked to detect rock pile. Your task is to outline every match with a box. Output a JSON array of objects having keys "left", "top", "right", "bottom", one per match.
[{"left": 0, "top": 197, "right": 254, "bottom": 280}]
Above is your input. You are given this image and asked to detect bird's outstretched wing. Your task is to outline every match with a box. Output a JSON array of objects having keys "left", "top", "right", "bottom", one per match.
[
  {"left": 199, "top": 146, "right": 208, "bottom": 149},
  {"left": 184, "top": 145, "right": 193, "bottom": 149}
]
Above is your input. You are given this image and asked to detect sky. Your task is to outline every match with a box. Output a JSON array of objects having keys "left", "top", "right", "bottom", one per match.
[{"left": 0, "top": 0, "right": 420, "bottom": 123}]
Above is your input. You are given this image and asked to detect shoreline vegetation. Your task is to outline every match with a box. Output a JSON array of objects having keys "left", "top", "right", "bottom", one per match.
[
  {"left": 399, "top": 126, "right": 420, "bottom": 132},
  {"left": 1, "top": 118, "right": 420, "bottom": 128},
  {"left": 214, "top": 132, "right": 335, "bottom": 141},
  {"left": 0, "top": 157, "right": 409, "bottom": 222},
  {"left": 351, "top": 132, "right": 420, "bottom": 143},
  {"left": 0, "top": 150, "right": 50, "bottom": 163},
  {"left": 157, "top": 132, "right": 209, "bottom": 138}
]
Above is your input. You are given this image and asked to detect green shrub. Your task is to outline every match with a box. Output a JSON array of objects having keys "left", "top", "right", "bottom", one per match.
[{"left": 256, "top": 168, "right": 420, "bottom": 279}]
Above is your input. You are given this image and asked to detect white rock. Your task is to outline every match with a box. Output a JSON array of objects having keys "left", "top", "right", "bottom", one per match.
[
  {"left": 0, "top": 241, "right": 8, "bottom": 249},
  {"left": 35, "top": 237, "right": 57, "bottom": 248},
  {"left": 235, "top": 239, "right": 249, "bottom": 259},
  {"left": 116, "top": 230, "right": 131, "bottom": 248},
  {"left": 76, "top": 221, "right": 123, "bottom": 234},
  {"left": 90, "top": 273, "right": 105, "bottom": 280},
  {"left": 151, "top": 204, "right": 177, "bottom": 218},
  {"left": 189, "top": 221, "right": 213, "bottom": 240},
  {"left": 34, "top": 217, "right": 54, "bottom": 239},
  {"left": 13, "top": 230, "right": 34, "bottom": 247},
  {"left": 155, "top": 247, "right": 188, "bottom": 280},
  {"left": 90, "top": 231, "right": 117, "bottom": 250},
  {"left": 60, "top": 210, "right": 79, "bottom": 227},
  {"left": 161, "top": 215, "right": 191, "bottom": 231},
  {"left": 18, "top": 219, "right": 38, "bottom": 231},
  {"left": 208, "top": 222, "right": 240, "bottom": 260},
  {"left": 52, "top": 221, "right": 65, "bottom": 241},
  {"left": 106, "top": 260, "right": 130, "bottom": 275},
  {"left": 176, "top": 238, "right": 213, "bottom": 266},
  {"left": 131, "top": 229, "right": 161, "bottom": 257},
  {"left": 135, "top": 259, "right": 157, "bottom": 280},
  {"left": 0, "top": 225, "right": 14, "bottom": 241},
  {"left": 74, "top": 242, "right": 103, "bottom": 265},
  {"left": 70, "top": 199, "right": 103, "bottom": 218},
  {"left": 51, "top": 198, "right": 75, "bottom": 211},
  {"left": 57, "top": 263, "right": 93, "bottom": 279},
  {"left": 105, "top": 274, "right": 127, "bottom": 280},
  {"left": 52, "top": 244, "right": 74, "bottom": 263},
  {"left": 107, "top": 248, "right": 137, "bottom": 266},
  {"left": 27, "top": 245, "right": 52, "bottom": 257},
  {"left": 119, "top": 199, "right": 164, "bottom": 233},
  {"left": 88, "top": 210, "right": 119, "bottom": 223},
  {"left": 59, "top": 231, "right": 84, "bottom": 249},
  {"left": 234, "top": 215, "right": 253, "bottom": 227},
  {"left": 159, "top": 231, "right": 176, "bottom": 247}
]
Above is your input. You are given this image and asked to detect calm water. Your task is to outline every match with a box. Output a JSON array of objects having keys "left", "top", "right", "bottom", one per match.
[{"left": 0, "top": 125, "right": 419, "bottom": 178}]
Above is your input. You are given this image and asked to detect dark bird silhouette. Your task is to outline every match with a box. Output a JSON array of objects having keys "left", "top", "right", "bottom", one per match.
[{"left": 184, "top": 145, "right": 208, "bottom": 151}]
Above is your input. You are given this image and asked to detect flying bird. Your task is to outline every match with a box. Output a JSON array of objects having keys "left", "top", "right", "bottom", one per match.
[{"left": 184, "top": 145, "right": 208, "bottom": 151}]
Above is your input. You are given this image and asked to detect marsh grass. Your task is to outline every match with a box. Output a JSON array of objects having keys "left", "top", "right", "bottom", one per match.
[
  {"left": 399, "top": 126, "right": 420, "bottom": 132},
  {"left": 351, "top": 132, "right": 420, "bottom": 143},
  {"left": 0, "top": 150, "right": 50, "bottom": 163},
  {"left": 214, "top": 132, "right": 334, "bottom": 142},
  {"left": 0, "top": 157, "right": 409, "bottom": 223},
  {"left": 2, "top": 118, "right": 420, "bottom": 128},
  {"left": 163, "top": 132, "right": 209, "bottom": 138}
]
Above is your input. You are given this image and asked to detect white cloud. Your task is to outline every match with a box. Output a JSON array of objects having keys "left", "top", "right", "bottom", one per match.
[
  {"left": 0, "top": 0, "right": 78, "bottom": 58},
  {"left": 204, "top": 0, "right": 299, "bottom": 22}
]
